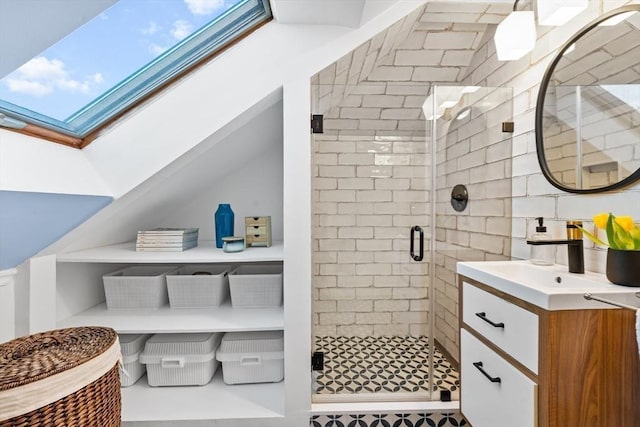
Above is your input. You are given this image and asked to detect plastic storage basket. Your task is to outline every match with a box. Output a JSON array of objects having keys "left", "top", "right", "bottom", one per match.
[
  {"left": 166, "top": 265, "right": 230, "bottom": 308},
  {"left": 228, "top": 264, "right": 283, "bottom": 308},
  {"left": 139, "top": 333, "right": 222, "bottom": 387},
  {"left": 119, "top": 334, "right": 151, "bottom": 387},
  {"left": 103, "top": 266, "right": 178, "bottom": 309},
  {"left": 216, "top": 331, "right": 284, "bottom": 384},
  {"left": 0, "top": 327, "right": 121, "bottom": 426}
]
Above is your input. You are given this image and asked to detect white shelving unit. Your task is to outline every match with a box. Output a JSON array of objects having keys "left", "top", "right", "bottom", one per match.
[
  {"left": 57, "top": 302, "right": 283, "bottom": 333},
  {"left": 121, "top": 372, "right": 284, "bottom": 422},
  {"left": 57, "top": 240, "right": 284, "bottom": 263},
  {"left": 55, "top": 240, "right": 286, "bottom": 422}
]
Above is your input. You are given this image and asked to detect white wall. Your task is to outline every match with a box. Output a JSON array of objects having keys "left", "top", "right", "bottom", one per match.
[
  {"left": 0, "top": 130, "right": 111, "bottom": 195},
  {"left": 0, "top": 269, "right": 16, "bottom": 341}
]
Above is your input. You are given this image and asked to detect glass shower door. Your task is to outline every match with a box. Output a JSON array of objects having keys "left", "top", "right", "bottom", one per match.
[
  {"left": 310, "top": 82, "right": 435, "bottom": 402},
  {"left": 431, "top": 86, "right": 513, "bottom": 399}
]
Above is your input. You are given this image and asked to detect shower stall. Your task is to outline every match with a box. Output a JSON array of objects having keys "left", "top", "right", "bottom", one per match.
[{"left": 310, "top": 82, "right": 513, "bottom": 404}]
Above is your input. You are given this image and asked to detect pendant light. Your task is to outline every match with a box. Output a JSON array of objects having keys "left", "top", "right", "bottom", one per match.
[
  {"left": 537, "top": 0, "right": 588, "bottom": 26},
  {"left": 494, "top": 0, "right": 536, "bottom": 61}
]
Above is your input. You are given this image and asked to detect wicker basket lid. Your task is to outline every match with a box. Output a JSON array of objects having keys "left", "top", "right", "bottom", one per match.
[{"left": 0, "top": 326, "right": 117, "bottom": 391}]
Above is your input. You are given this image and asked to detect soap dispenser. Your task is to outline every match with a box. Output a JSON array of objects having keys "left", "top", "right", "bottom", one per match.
[{"left": 530, "top": 217, "right": 555, "bottom": 266}]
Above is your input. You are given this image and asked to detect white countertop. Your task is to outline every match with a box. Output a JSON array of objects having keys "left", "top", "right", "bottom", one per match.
[{"left": 457, "top": 260, "right": 640, "bottom": 310}]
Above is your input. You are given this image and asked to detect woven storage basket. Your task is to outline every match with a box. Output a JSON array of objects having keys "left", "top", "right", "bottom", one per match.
[{"left": 0, "top": 326, "right": 122, "bottom": 427}]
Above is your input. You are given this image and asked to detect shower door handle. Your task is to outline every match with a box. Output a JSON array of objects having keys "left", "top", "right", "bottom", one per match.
[{"left": 410, "top": 225, "right": 424, "bottom": 261}]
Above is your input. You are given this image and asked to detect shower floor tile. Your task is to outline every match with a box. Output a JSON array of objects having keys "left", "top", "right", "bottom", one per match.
[{"left": 314, "top": 336, "right": 460, "bottom": 394}]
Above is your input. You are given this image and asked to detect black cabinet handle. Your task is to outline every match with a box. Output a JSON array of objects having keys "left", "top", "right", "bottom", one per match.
[
  {"left": 410, "top": 225, "right": 424, "bottom": 261},
  {"left": 475, "top": 312, "right": 504, "bottom": 328},
  {"left": 473, "top": 361, "right": 501, "bottom": 383}
]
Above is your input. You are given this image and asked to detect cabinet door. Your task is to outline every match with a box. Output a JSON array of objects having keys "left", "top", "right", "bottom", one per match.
[
  {"left": 461, "top": 329, "right": 537, "bottom": 427},
  {"left": 462, "top": 282, "right": 539, "bottom": 374}
]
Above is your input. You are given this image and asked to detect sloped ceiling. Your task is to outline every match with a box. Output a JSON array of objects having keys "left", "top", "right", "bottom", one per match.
[
  {"left": 272, "top": 0, "right": 368, "bottom": 28},
  {"left": 312, "top": 1, "right": 512, "bottom": 126},
  {"left": 43, "top": 90, "right": 283, "bottom": 254},
  {"left": 0, "top": 0, "right": 116, "bottom": 79}
]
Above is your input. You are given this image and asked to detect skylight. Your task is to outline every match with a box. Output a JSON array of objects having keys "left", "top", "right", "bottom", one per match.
[{"left": 0, "top": 0, "right": 271, "bottom": 142}]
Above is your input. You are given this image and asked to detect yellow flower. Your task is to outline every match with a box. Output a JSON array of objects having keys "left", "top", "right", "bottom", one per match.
[
  {"left": 614, "top": 216, "right": 635, "bottom": 232},
  {"left": 593, "top": 213, "right": 609, "bottom": 229}
]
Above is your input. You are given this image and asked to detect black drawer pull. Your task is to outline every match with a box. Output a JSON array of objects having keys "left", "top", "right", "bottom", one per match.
[
  {"left": 475, "top": 312, "right": 504, "bottom": 328},
  {"left": 473, "top": 361, "right": 501, "bottom": 383}
]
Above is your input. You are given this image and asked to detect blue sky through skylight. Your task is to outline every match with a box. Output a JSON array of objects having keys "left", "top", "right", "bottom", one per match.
[{"left": 0, "top": 0, "right": 243, "bottom": 121}]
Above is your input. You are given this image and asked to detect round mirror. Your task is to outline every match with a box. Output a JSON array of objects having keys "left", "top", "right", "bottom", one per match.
[{"left": 536, "top": 5, "right": 640, "bottom": 193}]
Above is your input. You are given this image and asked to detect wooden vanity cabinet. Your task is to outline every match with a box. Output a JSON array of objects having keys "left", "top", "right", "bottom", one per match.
[{"left": 459, "top": 276, "right": 640, "bottom": 427}]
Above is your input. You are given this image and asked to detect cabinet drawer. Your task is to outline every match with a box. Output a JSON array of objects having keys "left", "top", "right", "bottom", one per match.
[
  {"left": 246, "top": 234, "right": 271, "bottom": 247},
  {"left": 245, "top": 217, "right": 270, "bottom": 227},
  {"left": 246, "top": 225, "right": 269, "bottom": 235},
  {"left": 462, "top": 282, "right": 538, "bottom": 374},
  {"left": 461, "top": 329, "right": 537, "bottom": 427}
]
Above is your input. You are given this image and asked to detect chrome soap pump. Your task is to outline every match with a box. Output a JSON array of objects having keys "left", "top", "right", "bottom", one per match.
[{"left": 530, "top": 217, "right": 555, "bottom": 266}]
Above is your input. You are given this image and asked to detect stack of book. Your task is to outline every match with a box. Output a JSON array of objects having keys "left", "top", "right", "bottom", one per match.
[{"left": 136, "top": 228, "right": 199, "bottom": 251}]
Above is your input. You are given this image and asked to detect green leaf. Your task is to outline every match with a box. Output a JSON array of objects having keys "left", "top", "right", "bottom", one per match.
[
  {"left": 578, "top": 226, "right": 608, "bottom": 247},
  {"left": 606, "top": 214, "right": 619, "bottom": 249},
  {"left": 629, "top": 227, "right": 640, "bottom": 250},
  {"left": 609, "top": 214, "right": 635, "bottom": 250}
]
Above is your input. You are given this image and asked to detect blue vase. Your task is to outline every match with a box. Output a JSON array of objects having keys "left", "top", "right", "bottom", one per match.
[{"left": 214, "top": 204, "right": 234, "bottom": 248}]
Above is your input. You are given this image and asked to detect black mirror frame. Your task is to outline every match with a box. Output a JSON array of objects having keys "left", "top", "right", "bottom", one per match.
[{"left": 535, "top": 4, "right": 640, "bottom": 194}]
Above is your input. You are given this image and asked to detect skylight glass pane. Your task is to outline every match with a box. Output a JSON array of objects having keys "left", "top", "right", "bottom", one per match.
[{"left": 0, "top": 0, "right": 271, "bottom": 137}]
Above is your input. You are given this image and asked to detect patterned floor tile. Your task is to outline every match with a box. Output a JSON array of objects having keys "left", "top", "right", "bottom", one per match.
[
  {"left": 313, "top": 336, "right": 459, "bottom": 395},
  {"left": 310, "top": 412, "right": 467, "bottom": 426}
]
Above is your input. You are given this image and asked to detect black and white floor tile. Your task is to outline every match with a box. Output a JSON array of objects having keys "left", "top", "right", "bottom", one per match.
[
  {"left": 310, "top": 413, "right": 467, "bottom": 427},
  {"left": 313, "top": 336, "right": 459, "bottom": 394}
]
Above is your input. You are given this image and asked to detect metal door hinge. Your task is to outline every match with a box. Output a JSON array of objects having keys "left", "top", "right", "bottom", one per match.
[
  {"left": 502, "top": 121, "right": 514, "bottom": 133},
  {"left": 312, "top": 351, "right": 324, "bottom": 371},
  {"left": 311, "top": 114, "right": 324, "bottom": 134}
]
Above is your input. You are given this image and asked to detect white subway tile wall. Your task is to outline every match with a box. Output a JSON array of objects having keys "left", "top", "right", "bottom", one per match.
[{"left": 458, "top": 0, "right": 640, "bottom": 270}]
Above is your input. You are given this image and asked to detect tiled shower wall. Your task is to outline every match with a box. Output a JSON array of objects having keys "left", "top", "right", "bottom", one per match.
[
  {"left": 432, "top": 86, "right": 513, "bottom": 357},
  {"left": 313, "top": 127, "right": 431, "bottom": 337}
]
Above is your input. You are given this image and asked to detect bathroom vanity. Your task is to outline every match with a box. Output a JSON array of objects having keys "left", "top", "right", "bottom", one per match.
[{"left": 457, "top": 261, "right": 640, "bottom": 427}]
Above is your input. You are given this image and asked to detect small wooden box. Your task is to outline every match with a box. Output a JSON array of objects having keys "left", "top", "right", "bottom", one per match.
[{"left": 245, "top": 216, "right": 272, "bottom": 247}]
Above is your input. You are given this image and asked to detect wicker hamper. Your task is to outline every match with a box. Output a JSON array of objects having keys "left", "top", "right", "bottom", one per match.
[{"left": 0, "top": 327, "right": 122, "bottom": 427}]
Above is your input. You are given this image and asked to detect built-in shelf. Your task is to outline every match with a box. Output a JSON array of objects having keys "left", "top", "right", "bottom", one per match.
[
  {"left": 55, "top": 239, "right": 287, "bottom": 423},
  {"left": 57, "top": 302, "right": 283, "bottom": 333},
  {"left": 56, "top": 241, "right": 284, "bottom": 263},
  {"left": 121, "top": 372, "right": 284, "bottom": 422}
]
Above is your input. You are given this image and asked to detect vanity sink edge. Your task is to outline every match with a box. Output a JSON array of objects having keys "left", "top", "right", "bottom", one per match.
[{"left": 457, "top": 260, "right": 639, "bottom": 310}]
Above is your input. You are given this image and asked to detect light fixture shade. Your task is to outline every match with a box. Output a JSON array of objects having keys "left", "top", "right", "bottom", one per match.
[
  {"left": 494, "top": 11, "right": 537, "bottom": 61},
  {"left": 537, "top": 0, "right": 588, "bottom": 26}
]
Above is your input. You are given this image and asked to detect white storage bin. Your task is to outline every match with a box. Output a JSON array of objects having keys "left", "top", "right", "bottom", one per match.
[
  {"left": 119, "top": 334, "right": 152, "bottom": 387},
  {"left": 166, "top": 265, "right": 230, "bottom": 308},
  {"left": 139, "top": 333, "right": 222, "bottom": 386},
  {"left": 103, "top": 266, "right": 178, "bottom": 309},
  {"left": 228, "top": 264, "right": 282, "bottom": 308},
  {"left": 216, "top": 331, "right": 284, "bottom": 385}
]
